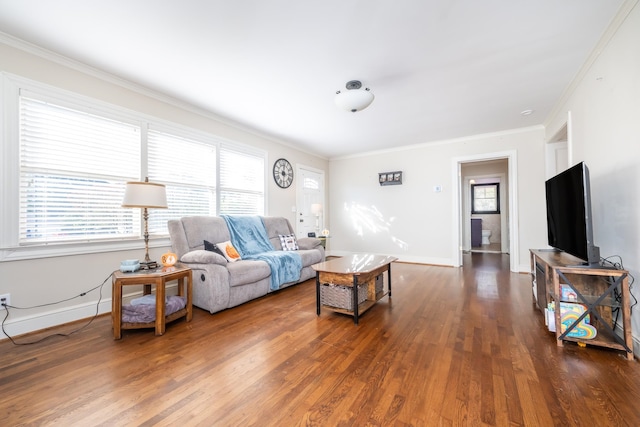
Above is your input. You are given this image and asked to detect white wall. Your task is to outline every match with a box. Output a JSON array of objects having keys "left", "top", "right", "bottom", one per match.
[
  {"left": 546, "top": 2, "right": 640, "bottom": 340},
  {"left": 328, "top": 127, "right": 547, "bottom": 270},
  {"left": 0, "top": 39, "right": 328, "bottom": 338}
]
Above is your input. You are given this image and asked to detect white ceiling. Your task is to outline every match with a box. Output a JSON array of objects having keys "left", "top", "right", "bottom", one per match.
[{"left": 0, "top": 1, "right": 625, "bottom": 158}]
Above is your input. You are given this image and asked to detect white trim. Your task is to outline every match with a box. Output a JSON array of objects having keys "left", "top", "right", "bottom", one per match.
[
  {"left": 334, "top": 125, "right": 543, "bottom": 161},
  {"left": 1, "top": 238, "right": 171, "bottom": 262},
  {"left": 566, "top": 110, "right": 573, "bottom": 167},
  {"left": 0, "top": 32, "right": 328, "bottom": 160},
  {"left": 452, "top": 150, "right": 519, "bottom": 272},
  {"left": 0, "top": 282, "right": 179, "bottom": 341},
  {"left": 1, "top": 72, "right": 268, "bottom": 260},
  {"left": 295, "top": 164, "right": 326, "bottom": 238},
  {"left": 543, "top": 0, "right": 638, "bottom": 128},
  {"left": 328, "top": 250, "right": 452, "bottom": 267},
  {"left": 0, "top": 298, "right": 112, "bottom": 341},
  {"left": 463, "top": 173, "right": 507, "bottom": 252}
]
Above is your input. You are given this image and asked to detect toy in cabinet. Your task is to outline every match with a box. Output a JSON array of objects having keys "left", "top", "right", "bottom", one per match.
[{"left": 530, "top": 249, "right": 633, "bottom": 360}]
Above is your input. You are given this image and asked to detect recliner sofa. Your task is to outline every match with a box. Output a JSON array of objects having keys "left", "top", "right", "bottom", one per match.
[{"left": 167, "top": 216, "right": 325, "bottom": 313}]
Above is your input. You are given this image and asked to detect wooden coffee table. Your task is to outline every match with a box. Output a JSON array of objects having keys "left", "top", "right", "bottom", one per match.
[{"left": 312, "top": 254, "right": 397, "bottom": 324}]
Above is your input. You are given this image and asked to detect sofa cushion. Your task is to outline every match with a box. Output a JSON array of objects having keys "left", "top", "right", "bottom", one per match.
[
  {"left": 297, "top": 237, "right": 323, "bottom": 250},
  {"left": 227, "top": 260, "right": 271, "bottom": 287},
  {"left": 262, "top": 217, "right": 294, "bottom": 250},
  {"left": 278, "top": 234, "right": 299, "bottom": 251},
  {"left": 297, "top": 248, "right": 324, "bottom": 267},
  {"left": 181, "top": 249, "right": 226, "bottom": 265},
  {"left": 217, "top": 240, "right": 242, "bottom": 262},
  {"left": 204, "top": 240, "right": 226, "bottom": 258},
  {"left": 181, "top": 216, "right": 231, "bottom": 253}
]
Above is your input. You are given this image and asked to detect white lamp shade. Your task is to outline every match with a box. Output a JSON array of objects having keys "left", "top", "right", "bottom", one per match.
[
  {"left": 311, "top": 203, "right": 323, "bottom": 215},
  {"left": 335, "top": 89, "right": 374, "bottom": 112},
  {"left": 122, "top": 181, "right": 168, "bottom": 208}
]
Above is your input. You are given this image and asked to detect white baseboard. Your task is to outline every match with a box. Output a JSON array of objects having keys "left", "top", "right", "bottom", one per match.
[
  {"left": 327, "top": 250, "right": 454, "bottom": 267},
  {"left": 0, "top": 299, "right": 112, "bottom": 340},
  {"left": 0, "top": 284, "right": 178, "bottom": 341}
]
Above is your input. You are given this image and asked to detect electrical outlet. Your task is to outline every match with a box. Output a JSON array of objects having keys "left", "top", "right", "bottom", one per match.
[{"left": 0, "top": 293, "right": 10, "bottom": 310}]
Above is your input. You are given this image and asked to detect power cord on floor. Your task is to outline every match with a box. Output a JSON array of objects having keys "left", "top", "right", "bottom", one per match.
[
  {"left": 1, "top": 271, "right": 114, "bottom": 346},
  {"left": 600, "top": 255, "right": 636, "bottom": 330}
]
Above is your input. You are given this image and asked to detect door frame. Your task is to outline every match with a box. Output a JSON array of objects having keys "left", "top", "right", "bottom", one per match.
[
  {"left": 451, "top": 150, "right": 519, "bottom": 272},
  {"left": 463, "top": 172, "right": 508, "bottom": 252},
  {"left": 295, "top": 164, "right": 326, "bottom": 238}
]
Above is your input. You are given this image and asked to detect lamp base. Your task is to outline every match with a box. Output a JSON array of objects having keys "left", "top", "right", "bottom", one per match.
[{"left": 139, "top": 260, "right": 159, "bottom": 270}]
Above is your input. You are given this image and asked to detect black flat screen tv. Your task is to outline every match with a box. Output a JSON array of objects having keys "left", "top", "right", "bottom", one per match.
[{"left": 545, "top": 161, "right": 600, "bottom": 265}]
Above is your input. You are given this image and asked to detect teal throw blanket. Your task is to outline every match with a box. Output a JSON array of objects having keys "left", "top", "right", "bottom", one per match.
[{"left": 222, "top": 215, "right": 302, "bottom": 291}]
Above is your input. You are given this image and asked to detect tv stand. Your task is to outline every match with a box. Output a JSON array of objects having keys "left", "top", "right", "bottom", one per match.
[{"left": 530, "top": 249, "right": 634, "bottom": 360}]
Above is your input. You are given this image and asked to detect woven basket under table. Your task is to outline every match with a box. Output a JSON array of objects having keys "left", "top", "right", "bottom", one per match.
[{"left": 320, "top": 282, "right": 368, "bottom": 311}]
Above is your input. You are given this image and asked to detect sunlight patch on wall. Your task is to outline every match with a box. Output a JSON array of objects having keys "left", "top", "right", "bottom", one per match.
[{"left": 344, "top": 202, "right": 408, "bottom": 250}]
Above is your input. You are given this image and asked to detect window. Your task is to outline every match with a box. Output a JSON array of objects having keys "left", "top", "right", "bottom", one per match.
[
  {"left": 219, "top": 145, "right": 265, "bottom": 215},
  {"left": 18, "top": 93, "right": 141, "bottom": 244},
  {"left": 2, "top": 75, "right": 266, "bottom": 260},
  {"left": 147, "top": 128, "right": 217, "bottom": 234},
  {"left": 471, "top": 183, "right": 500, "bottom": 214}
]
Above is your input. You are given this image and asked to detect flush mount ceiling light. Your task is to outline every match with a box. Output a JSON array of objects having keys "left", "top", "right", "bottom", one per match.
[{"left": 335, "top": 80, "right": 374, "bottom": 112}]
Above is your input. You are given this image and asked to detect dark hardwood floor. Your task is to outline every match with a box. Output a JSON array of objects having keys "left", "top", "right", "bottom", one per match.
[{"left": 2, "top": 253, "right": 640, "bottom": 426}]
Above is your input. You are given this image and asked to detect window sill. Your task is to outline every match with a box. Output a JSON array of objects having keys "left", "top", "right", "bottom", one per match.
[{"left": 0, "top": 237, "right": 172, "bottom": 262}]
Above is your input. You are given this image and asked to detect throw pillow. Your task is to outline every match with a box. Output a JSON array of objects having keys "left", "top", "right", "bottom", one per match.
[
  {"left": 204, "top": 240, "right": 226, "bottom": 258},
  {"left": 216, "top": 240, "right": 242, "bottom": 262},
  {"left": 278, "top": 234, "right": 299, "bottom": 251}
]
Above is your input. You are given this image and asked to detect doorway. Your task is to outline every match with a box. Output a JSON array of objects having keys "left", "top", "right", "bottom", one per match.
[
  {"left": 295, "top": 165, "right": 325, "bottom": 239},
  {"left": 463, "top": 163, "right": 508, "bottom": 254},
  {"left": 451, "top": 150, "right": 519, "bottom": 272}
]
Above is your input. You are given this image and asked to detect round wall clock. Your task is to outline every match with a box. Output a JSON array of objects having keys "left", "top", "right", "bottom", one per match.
[{"left": 273, "top": 158, "right": 294, "bottom": 188}]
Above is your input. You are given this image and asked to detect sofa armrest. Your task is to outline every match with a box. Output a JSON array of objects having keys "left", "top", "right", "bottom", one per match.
[
  {"left": 181, "top": 250, "right": 227, "bottom": 265},
  {"left": 297, "top": 237, "right": 322, "bottom": 250}
]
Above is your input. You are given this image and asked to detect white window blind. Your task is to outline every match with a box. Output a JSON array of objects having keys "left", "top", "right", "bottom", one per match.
[
  {"left": 4, "top": 76, "right": 269, "bottom": 258},
  {"left": 19, "top": 94, "right": 141, "bottom": 244},
  {"left": 147, "top": 129, "right": 217, "bottom": 234},
  {"left": 219, "top": 146, "right": 265, "bottom": 215}
]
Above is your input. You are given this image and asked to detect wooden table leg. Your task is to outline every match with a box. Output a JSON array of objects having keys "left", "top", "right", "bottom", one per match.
[
  {"left": 316, "top": 273, "right": 321, "bottom": 316},
  {"left": 186, "top": 272, "right": 193, "bottom": 322},
  {"left": 552, "top": 270, "right": 563, "bottom": 347},
  {"left": 621, "top": 275, "right": 634, "bottom": 360},
  {"left": 112, "top": 276, "right": 122, "bottom": 340},
  {"left": 353, "top": 275, "right": 359, "bottom": 325},
  {"left": 155, "top": 279, "right": 166, "bottom": 336},
  {"left": 388, "top": 263, "right": 392, "bottom": 297}
]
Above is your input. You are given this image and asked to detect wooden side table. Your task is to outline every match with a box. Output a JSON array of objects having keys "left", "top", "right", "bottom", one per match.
[{"left": 112, "top": 264, "right": 192, "bottom": 339}]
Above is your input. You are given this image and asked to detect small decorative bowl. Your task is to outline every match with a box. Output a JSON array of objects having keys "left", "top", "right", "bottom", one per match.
[{"left": 120, "top": 259, "right": 140, "bottom": 272}]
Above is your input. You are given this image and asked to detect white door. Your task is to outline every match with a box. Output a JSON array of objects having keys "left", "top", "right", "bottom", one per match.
[
  {"left": 546, "top": 141, "right": 568, "bottom": 178},
  {"left": 295, "top": 166, "right": 325, "bottom": 239}
]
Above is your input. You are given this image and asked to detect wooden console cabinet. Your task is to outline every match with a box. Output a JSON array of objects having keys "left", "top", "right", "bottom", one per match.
[{"left": 530, "top": 249, "right": 633, "bottom": 360}]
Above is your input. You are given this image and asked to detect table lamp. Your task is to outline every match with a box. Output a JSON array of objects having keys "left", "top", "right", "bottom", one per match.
[{"left": 122, "top": 177, "right": 168, "bottom": 269}]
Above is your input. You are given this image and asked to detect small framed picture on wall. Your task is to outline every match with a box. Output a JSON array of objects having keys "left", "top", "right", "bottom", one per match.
[{"left": 379, "top": 171, "right": 402, "bottom": 186}]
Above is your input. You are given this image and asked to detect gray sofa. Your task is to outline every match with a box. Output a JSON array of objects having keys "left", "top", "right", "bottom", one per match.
[{"left": 167, "top": 216, "right": 325, "bottom": 313}]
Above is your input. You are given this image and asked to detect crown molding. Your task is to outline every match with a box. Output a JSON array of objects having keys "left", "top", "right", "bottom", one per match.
[
  {"left": 333, "top": 125, "right": 544, "bottom": 161},
  {"left": 543, "top": 0, "right": 639, "bottom": 129},
  {"left": 0, "top": 32, "right": 327, "bottom": 160}
]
